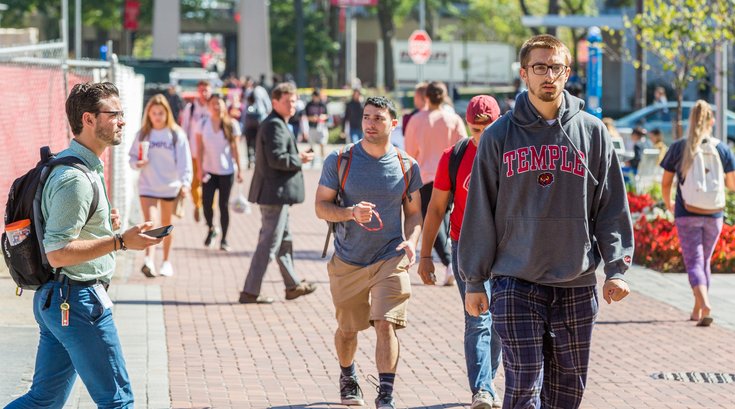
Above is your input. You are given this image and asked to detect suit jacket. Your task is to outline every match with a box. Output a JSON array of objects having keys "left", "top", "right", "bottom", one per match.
[{"left": 248, "top": 112, "right": 305, "bottom": 205}]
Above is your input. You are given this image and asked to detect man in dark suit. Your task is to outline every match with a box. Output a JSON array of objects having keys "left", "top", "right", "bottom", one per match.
[{"left": 240, "top": 82, "right": 317, "bottom": 304}]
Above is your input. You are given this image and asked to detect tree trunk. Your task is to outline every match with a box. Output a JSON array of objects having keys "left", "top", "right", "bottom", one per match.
[
  {"left": 329, "top": 5, "right": 341, "bottom": 88},
  {"left": 547, "top": 0, "right": 560, "bottom": 37},
  {"left": 518, "top": 0, "right": 541, "bottom": 35},
  {"left": 377, "top": 0, "right": 396, "bottom": 91},
  {"left": 570, "top": 30, "right": 581, "bottom": 75}
]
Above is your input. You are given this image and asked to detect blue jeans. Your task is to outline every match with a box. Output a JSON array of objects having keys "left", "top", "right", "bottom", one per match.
[
  {"left": 451, "top": 240, "right": 502, "bottom": 397},
  {"left": 6, "top": 281, "right": 133, "bottom": 409},
  {"left": 349, "top": 129, "right": 363, "bottom": 144}
]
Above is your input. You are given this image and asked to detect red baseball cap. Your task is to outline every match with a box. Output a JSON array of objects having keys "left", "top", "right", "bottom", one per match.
[{"left": 466, "top": 95, "right": 501, "bottom": 126}]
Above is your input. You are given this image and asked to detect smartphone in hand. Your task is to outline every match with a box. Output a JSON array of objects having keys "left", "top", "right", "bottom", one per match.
[{"left": 143, "top": 225, "right": 174, "bottom": 238}]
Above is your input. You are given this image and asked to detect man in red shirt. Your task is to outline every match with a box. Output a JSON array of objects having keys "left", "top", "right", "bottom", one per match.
[{"left": 417, "top": 95, "right": 503, "bottom": 409}]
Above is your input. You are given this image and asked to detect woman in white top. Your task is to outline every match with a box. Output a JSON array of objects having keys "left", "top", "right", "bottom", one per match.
[
  {"left": 129, "top": 94, "right": 192, "bottom": 277},
  {"left": 197, "top": 93, "right": 243, "bottom": 251}
]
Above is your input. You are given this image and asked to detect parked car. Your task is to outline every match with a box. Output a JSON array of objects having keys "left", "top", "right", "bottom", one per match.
[{"left": 614, "top": 101, "right": 735, "bottom": 148}]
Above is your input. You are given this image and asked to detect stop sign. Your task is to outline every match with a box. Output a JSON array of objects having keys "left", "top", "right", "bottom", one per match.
[{"left": 408, "top": 30, "right": 432, "bottom": 65}]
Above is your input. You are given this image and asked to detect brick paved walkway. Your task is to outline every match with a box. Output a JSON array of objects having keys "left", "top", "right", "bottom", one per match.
[{"left": 2, "top": 164, "right": 735, "bottom": 408}]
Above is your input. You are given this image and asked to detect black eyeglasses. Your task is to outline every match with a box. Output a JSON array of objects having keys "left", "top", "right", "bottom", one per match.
[
  {"left": 98, "top": 110, "right": 125, "bottom": 120},
  {"left": 527, "top": 64, "right": 568, "bottom": 76}
]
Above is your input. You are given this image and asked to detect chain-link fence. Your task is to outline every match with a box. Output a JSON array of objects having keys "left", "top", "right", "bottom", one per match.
[{"left": 0, "top": 42, "right": 144, "bottom": 229}]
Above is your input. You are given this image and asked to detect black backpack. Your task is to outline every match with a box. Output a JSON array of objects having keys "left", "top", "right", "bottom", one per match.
[
  {"left": 321, "top": 143, "right": 413, "bottom": 258},
  {"left": 2, "top": 147, "right": 99, "bottom": 295},
  {"left": 448, "top": 138, "right": 472, "bottom": 195}
]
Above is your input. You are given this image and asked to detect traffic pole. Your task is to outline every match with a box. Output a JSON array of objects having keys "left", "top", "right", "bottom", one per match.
[{"left": 586, "top": 26, "right": 603, "bottom": 118}]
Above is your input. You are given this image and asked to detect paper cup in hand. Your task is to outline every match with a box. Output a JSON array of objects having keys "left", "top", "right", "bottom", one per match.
[{"left": 139, "top": 141, "right": 150, "bottom": 161}]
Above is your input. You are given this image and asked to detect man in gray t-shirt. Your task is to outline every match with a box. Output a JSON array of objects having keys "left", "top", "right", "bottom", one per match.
[
  {"left": 319, "top": 141, "right": 422, "bottom": 266},
  {"left": 315, "top": 96, "right": 422, "bottom": 409}
]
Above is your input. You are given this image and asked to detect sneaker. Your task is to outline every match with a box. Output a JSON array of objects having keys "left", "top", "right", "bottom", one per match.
[
  {"left": 204, "top": 228, "right": 217, "bottom": 247},
  {"left": 443, "top": 263, "right": 456, "bottom": 286},
  {"left": 471, "top": 391, "right": 494, "bottom": 409},
  {"left": 285, "top": 280, "right": 317, "bottom": 300},
  {"left": 339, "top": 375, "right": 365, "bottom": 406},
  {"left": 159, "top": 261, "right": 174, "bottom": 277},
  {"left": 238, "top": 292, "right": 275, "bottom": 304},
  {"left": 492, "top": 394, "right": 502, "bottom": 408},
  {"left": 220, "top": 240, "right": 231, "bottom": 252},
  {"left": 141, "top": 257, "right": 156, "bottom": 278},
  {"left": 375, "top": 391, "right": 396, "bottom": 409}
]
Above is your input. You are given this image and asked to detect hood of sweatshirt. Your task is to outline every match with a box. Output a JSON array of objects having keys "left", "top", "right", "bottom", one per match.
[{"left": 510, "top": 89, "right": 584, "bottom": 128}]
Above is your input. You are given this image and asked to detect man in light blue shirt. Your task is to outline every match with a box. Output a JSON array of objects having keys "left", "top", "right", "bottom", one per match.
[{"left": 7, "top": 82, "right": 162, "bottom": 409}]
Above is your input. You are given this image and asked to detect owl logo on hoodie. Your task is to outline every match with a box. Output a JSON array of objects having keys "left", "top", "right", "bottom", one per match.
[{"left": 538, "top": 172, "right": 554, "bottom": 187}]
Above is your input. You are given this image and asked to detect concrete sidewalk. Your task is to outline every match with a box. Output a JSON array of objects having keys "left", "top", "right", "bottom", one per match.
[{"left": 2, "top": 165, "right": 735, "bottom": 408}]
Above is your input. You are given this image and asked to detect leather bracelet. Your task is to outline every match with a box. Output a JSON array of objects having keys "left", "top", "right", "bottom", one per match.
[
  {"left": 116, "top": 233, "right": 127, "bottom": 251},
  {"left": 420, "top": 256, "right": 433, "bottom": 259}
]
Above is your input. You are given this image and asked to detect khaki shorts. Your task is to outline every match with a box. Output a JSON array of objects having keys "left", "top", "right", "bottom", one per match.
[{"left": 327, "top": 254, "right": 412, "bottom": 332}]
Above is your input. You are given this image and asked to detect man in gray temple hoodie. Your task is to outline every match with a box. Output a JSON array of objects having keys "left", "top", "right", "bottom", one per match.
[{"left": 458, "top": 34, "right": 634, "bottom": 409}]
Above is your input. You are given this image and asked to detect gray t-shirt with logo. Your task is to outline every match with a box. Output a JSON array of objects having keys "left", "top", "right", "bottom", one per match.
[{"left": 319, "top": 143, "right": 422, "bottom": 266}]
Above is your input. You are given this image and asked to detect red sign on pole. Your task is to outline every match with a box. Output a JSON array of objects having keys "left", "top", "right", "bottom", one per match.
[
  {"left": 330, "top": 0, "right": 378, "bottom": 6},
  {"left": 124, "top": 0, "right": 140, "bottom": 31},
  {"left": 408, "top": 30, "right": 432, "bottom": 65}
]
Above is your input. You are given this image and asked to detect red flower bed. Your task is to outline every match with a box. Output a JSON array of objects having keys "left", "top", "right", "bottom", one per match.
[
  {"left": 627, "top": 192, "right": 655, "bottom": 214},
  {"left": 632, "top": 215, "right": 684, "bottom": 272},
  {"left": 629, "top": 192, "right": 735, "bottom": 274},
  {"left": 711, "top": 223, "right": 735, "bottom": 273}
]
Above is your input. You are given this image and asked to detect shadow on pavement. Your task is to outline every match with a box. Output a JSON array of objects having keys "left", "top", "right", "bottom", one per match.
[
  {"left": 115, "top": 300, "right": 239, "bottom": 306},
  {"left": 596, "top": 319, "right": 683, "bottom": 325},
  {"left": 268, "top": 404, "right": 468, "bottom": 409}
]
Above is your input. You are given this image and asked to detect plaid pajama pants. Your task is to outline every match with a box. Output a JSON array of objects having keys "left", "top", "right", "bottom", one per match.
[{"left": 490, "top": 276, "right": 598, "bottom": 409}]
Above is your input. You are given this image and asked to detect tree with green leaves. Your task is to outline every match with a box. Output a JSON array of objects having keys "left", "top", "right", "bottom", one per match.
[
  {"left": 270, "top": 0, "right": 338, "bottom": 88},
  {"left": 374, "top": 0, "right": 468, "bottom": 91},
  {"left": 627, "top": 0, "right": 735, "bottom": 139},
  {"left": 428, "top": 0, "right": 530, "bottom": 53}
]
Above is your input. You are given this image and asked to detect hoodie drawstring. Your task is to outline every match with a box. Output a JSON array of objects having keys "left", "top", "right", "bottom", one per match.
[{"left": 557, "top": 113, "right": 600, "bottom": 186}]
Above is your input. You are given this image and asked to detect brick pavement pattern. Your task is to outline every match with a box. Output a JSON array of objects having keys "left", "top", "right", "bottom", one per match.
[
  {"left": 124, "top": 167, "right": 735, "bottom": 409},
  {"left": 3, "top": 163, "right": 735, "bottom": 409}
]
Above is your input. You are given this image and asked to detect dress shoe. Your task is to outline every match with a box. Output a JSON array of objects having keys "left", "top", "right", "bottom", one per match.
[
  {"left": 285, "top": 280, "right": 317, "bottom": 300},
  {"left": 239, "top": 292, "right": 274, "bottom": 304}
]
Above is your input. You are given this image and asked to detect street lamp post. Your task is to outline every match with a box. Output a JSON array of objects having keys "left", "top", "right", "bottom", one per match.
[
  {"left": 586, "top": 26, "right": 603, "bottom": 118},
  {"left": 75, "top": 0, "right": 81, "bottom": 58}
]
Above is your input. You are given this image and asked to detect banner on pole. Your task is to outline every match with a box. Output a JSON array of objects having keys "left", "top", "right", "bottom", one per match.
[{"left": 124, "top": 0, "right": 140, "bottom": 31}]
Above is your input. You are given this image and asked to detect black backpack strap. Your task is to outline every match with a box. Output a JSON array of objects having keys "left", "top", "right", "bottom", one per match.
[{"left": 449, "top": 138, "right": 472, "bottom": 195}]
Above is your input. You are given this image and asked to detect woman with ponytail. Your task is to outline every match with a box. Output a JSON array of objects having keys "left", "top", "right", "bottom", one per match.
[
  {"left": 129, "top": 94, "right": 192, "bottom": 277},
  {"left": 196, "top": 93, "right": 243, "bottom": 251},
  {"left": 660, "top": 100, "right": 735, "bottom": 326}
]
